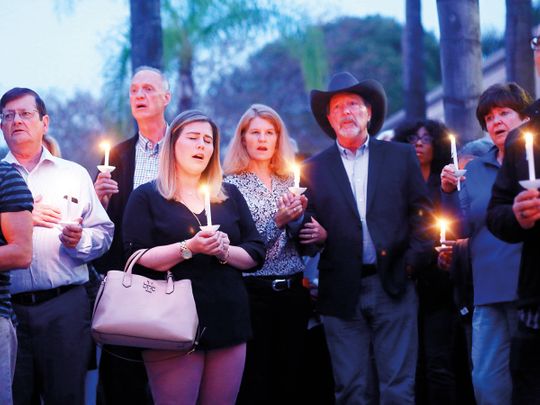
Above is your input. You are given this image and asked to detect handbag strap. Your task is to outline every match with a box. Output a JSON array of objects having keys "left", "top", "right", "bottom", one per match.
[{"left": 122, "top": 249, "right": 149, "bottom": 288}]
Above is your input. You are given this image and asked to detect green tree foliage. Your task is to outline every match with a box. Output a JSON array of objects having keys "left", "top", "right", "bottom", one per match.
[{"left": 208, "top": 15, "right": 441, "bottom": 156}]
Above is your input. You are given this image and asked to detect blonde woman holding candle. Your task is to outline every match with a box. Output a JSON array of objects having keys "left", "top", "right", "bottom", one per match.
[
  {"left": 122, "top": 110, "right": 265, "bottom": 405},
  {"left": 440, "top": 83, "right": 532, "bottom": 405},
  {"left": 223, "top": 104, "right": 326, "bottom": 405}
]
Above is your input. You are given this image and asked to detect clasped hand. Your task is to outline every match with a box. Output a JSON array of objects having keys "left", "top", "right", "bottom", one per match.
[
  {"left": 188, "top": 229, "right": 230, "bottom": 261},
  {"left": 275, "top": 192, "right": 307, "bottom": 228}
]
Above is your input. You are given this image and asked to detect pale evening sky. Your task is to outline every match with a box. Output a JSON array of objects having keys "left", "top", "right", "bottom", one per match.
[{"left": 0, "top": 0, "right": 508, "bottom": 98}]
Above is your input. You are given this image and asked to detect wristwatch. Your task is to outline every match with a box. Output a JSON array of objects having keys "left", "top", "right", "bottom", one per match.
[{"left": 178, "top": 241, "right": 192, "bottom": 260}]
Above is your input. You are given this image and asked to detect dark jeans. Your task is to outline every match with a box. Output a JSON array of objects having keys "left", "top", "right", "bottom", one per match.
[
  {"left": 511, "top": 321, "right": 540, "bottom": 405},
  {"left": 13, "top": 285, "right": 92, "bottom": 405},
  {"left": 236, "top": 277, "right": 311, "bottom": 405},
  {"left": 416, "top": 306, "right": 457, "bottom": 405}
]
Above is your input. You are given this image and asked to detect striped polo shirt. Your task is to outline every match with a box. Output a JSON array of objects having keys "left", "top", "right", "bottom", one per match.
[{"left": 0, "top": 161, "right": 33, "bottom": 321}]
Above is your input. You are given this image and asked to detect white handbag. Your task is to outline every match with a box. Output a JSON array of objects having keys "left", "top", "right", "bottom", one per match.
[{"left": 91, "top": 249, "right": 199, "bottom": 351}]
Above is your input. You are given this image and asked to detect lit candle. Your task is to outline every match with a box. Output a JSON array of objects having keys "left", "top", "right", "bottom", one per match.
[
  {"left": 201, "top": 184, "right": 212, "bottom": 226},
  {"left": 449, "top": 134, "right": 459, "bottom": 169},
  {"left": 439, "top": 219, "right": 447, "bottom": 246},
  {"left": 100, "top": 142, "right": 111, "bottom": 167},
  {"left": 449, "top": 134, "right": 461, "bottom": 191},
  {"left": 525, "top": 132, "right": 536, "bottom": 181},
  {"left": 292, "top": 163, "right": 300, "bottom": 188}
]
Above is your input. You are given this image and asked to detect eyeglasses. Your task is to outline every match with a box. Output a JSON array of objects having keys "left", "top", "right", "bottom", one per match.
[
  {"left": 0, "top": 109, "right": 39, "bottom": 122},
  {"left": 531, "top": 36, "right": 540, "bottom": 51},
  {"left": 407, "top": 134, "right": 433, "bottom": 144}
]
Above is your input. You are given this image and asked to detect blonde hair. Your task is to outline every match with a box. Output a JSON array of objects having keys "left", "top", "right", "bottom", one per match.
[
  {"left": 43, "top": 135, "right": 62, "bottom": 157},
  {"left": 223, "top": 104, "right": 296, "bottom": 176},
  {"left": 156, "top": 110, "right": 226, "bottom": 202}
]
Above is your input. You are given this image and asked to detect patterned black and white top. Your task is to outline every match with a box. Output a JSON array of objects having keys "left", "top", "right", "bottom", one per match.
[{"left": 225, "top": 172, "right": 304, "bottom": 277}]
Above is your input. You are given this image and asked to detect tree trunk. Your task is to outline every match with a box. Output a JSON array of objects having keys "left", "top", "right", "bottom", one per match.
[
  {"left": 505, "top": 0, "right": 535, "bottom": 97},
  {"left": 130, "top": 0, "right": 163, "bottom": 71},
  {"left": 178, "top": 47, "right": 195, "bottom": 112},
  {"left": 403, "top": 0, "right": 426, "bottom": 121},
  {"left": 436, "top": 0, "right": 483, "bottom": 144}
]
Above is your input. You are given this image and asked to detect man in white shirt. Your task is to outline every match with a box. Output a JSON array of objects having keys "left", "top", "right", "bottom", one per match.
[{"left": 0, "top": 87, "right": 114, "bottom": 405}]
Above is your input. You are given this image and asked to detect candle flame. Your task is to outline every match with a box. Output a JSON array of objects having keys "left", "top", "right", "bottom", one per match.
[
  {"left": 100, "top": 142, "right": 110, "bottom": 151},
  {"left": 525, "top": 132, "right": 533, "bottom": 144},
  {"left": 448, "top": 134, "right": 455, "bottom": 142}
]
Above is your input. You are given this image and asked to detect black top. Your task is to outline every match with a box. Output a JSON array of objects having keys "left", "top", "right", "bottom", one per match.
[
  {"left": 488, "top": 99, "right": 540, "bottom": 308},
  {"left": 122, "top": 181, "right": 266, "bottom": 350}
]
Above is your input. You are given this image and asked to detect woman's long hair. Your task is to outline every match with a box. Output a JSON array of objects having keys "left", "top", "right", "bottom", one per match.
[
  {"left": 223, "top": 104, "right": 296, "bottom": 177},
  {"left": 156, "top": 110, "right": 226, "bottom": 202}
]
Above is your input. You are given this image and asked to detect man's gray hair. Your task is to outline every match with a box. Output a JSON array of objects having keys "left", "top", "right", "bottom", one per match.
[{"left": 132, "top": 66, "right": 170, "bottom": 92}]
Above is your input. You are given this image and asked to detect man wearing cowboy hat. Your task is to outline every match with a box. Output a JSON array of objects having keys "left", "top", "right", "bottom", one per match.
[{"left": 302, "top": 72, "right": 433, "bottom": 404}]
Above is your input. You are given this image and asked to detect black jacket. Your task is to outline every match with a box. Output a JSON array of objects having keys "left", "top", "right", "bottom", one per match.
[
  {"left": 93, "top": 134, "right": 138, "bottom": 273},
  {"left": 487, "top": 99, "right": 540, "bottom": 308},
  {"left": 302, "top": 139, "right": 434, "bottom": 318}
]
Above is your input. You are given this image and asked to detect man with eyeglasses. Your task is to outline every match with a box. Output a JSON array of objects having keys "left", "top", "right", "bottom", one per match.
[
  {"left": 487, "top": 33, "right": 540, "bottom": 404},
  {"left": 93, "top": 66, "right": 171, "bottom": 405},
  {"left": 0, "top": 87, "right": 114, "bottom": 404}
]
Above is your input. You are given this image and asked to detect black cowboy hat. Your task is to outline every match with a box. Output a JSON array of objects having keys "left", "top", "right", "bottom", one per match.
[{"left": 310, "top": 72, "right": 387, "bottom": 138}]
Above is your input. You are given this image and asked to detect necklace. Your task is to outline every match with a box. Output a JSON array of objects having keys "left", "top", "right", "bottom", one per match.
[{"left": 176, "top": 198, "right": 203, "bottom": 227}]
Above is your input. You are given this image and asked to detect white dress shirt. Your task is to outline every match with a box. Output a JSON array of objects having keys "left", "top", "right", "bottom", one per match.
[{"left": 4, "top": 147, "right": 114, "bottom": 293}]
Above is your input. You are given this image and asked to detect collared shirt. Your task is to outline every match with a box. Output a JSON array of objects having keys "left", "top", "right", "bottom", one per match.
[
  {"left": 225, "top": 172, "right": 305, "bottom": 277},
  {"left": 336, "top": 138, "right": 377, "bottom": 264},
  {"left": 133, "top": 133, "right": 163, "bottom": 190},
  {"left": 4, "top": 147, "right": 114, "bottom": 294}
]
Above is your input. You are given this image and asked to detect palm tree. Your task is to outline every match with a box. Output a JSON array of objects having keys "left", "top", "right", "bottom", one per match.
[
  {"left": 130, "top": 0, "right": 163, "bottom": 70},
  {"left": 403, "top": 0, "right": 426, "bottom": 121},
  {"left": 505, "top": 0, "right": 535, "bottom": 96},
  {"left": 162, "top": 0, "right": 290, "bottom": 112},
  {"left": 436, "top": 0, "right": 483, "bottom": 144}
]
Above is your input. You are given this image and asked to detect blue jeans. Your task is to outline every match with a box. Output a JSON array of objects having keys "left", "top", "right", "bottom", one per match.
[
  {"left": 472, "top": 302, "right": 518, "bottom": 405},
  {"left": 322, "top": 275, "right": 418, "bottom": 405},
  {"left": 0, "top": 317, "right": 17, "bottom": 405}
]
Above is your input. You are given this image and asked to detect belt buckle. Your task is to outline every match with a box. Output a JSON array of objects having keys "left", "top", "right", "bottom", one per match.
[{"left": 271, "top": 279, "right": 289, "bottom": 292}]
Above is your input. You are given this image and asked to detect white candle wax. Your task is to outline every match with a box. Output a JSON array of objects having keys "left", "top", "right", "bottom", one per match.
[
  {"left": 202, "top": 185, "right": 212, "bottom": 226},
  {"left": 449, "top": 134, "right": 459, "bottom": 169},
  {"left": 449, "top": 134, "right": 461, "bottom": 191},
  {"left": 439, "top": 220, "right": 447, "bottom": 245},
  {"left": 293, "top": 164, "right": 300, "bottom": 188},
  {"left": 525, "top": 133, "right": 536, "bottom": 181},
  {"left": 101, "top": 142, "right": 111, "bottom": 167}
]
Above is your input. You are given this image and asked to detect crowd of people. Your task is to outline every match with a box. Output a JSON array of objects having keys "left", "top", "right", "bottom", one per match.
[{"left": 1, "top": 32, "right": 540, "bottom": 405}]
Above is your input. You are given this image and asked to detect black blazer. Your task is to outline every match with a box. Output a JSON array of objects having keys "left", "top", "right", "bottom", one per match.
[
  {"left": 93, "top": 134, "right": 138, "bottom": 273},
  {"left": 303, "top": 138, "right": 433, "bottom": 318}
]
